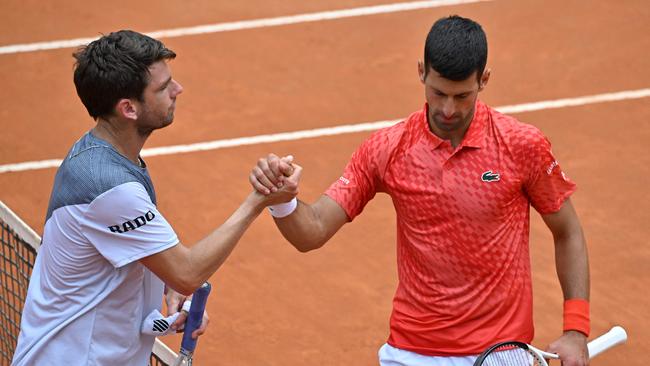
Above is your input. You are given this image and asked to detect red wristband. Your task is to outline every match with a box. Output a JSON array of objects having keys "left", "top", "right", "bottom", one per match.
[{"left": 563, "top": 299, "right": 590, "bottom": 336}]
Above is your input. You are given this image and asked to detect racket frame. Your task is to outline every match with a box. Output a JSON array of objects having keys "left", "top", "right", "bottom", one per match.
[
  {"left": 473, "top": 325, "right": 627, "bottom": 366},
  {"left": 473, "top": 341, "right": 552, "bottom": 366}
]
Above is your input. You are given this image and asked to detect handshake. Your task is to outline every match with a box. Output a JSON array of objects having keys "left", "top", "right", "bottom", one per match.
[{"left": 249, "top": 153, "right": 302, "bottom": 216}]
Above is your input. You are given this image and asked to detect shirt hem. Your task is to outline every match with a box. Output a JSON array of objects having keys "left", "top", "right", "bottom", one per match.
[
  {"left": 113, "top": 238, "right": 179, "bottom": 268},
  {"left": 386, "top": 340, "right": 481, "bottom": 357},
  {"left": 534, "top": 186, "right": 576, "bottom": 215}
]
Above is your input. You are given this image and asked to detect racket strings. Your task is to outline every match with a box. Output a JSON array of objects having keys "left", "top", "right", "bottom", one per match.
[{"left": 478, "top": 344, "right": 546, "bottom": 366}]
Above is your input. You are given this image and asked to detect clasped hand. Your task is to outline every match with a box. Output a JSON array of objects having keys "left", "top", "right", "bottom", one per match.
[{"left": 249, "top": 153, "right": 302, "bottom": 205}]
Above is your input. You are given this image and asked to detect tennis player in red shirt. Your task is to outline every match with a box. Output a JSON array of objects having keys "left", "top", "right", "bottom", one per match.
[{"left": 250, "top": 15, "right": 590, "bottom": 366}]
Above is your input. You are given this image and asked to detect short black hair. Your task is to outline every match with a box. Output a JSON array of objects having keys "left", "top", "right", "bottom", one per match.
[
  {"left": 424, "top": 15, "right": 487, "bottom": 81},
  {"left": 73, "top": 30, "right": 176, "bottom": 120}
]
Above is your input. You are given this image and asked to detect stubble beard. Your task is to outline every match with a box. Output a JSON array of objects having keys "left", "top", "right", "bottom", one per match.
[{"left": 137, "top": 107, "right": 175, "bottom": 138}]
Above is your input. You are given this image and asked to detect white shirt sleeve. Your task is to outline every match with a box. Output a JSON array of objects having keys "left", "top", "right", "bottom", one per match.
[{"left": 81, "top": 182, "right": 179, "bottom": 267}]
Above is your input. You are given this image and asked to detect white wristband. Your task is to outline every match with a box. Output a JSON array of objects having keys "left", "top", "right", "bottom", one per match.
[
  {"left": 268, "top": 198, "right": 298, "bottom": 218},
  {"left": 181, "top": 300, "right": 192, "bottom": 313}
]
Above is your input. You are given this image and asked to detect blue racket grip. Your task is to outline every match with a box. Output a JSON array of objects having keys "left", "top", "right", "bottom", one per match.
[{"left": 180, "top": 282, "right": 211, "bottom": 353}]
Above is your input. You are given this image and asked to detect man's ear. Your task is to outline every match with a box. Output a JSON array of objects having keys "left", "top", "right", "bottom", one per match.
[
  {"left": 478, "top": 68, "right": 491, "bottom": 91},
  {"left": 417, "top": 60, "right": 425, "bottom": 83},
  {"left": 115, "top": 99, "right": 138, "bottom": 120}
]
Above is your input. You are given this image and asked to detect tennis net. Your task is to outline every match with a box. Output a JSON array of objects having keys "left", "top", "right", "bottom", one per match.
[{"left": 0, "top": 200, "right": 177, "bottom": 366}]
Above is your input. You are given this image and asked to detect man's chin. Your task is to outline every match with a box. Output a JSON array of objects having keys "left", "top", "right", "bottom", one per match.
[
  {"left": 433, "top": 119, "right": 461, "bottom": 131},
  {"left": 162, "top": 115, "right": 175, "bottom": 127}
]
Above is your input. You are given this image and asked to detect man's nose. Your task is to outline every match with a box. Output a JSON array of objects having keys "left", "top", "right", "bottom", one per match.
[
  {"left": 442, "top": 98, "right": 455, "bottom": 118},
  {"left": 173, "top": 79, "right": 183, "bottom": 96}
]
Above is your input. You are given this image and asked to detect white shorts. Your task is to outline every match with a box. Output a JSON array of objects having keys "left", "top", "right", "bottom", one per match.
[{"left": 378, "top": 343, "right": 478, "bottom": 366}]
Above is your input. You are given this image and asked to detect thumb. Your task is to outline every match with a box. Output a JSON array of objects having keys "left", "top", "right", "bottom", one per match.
[
  {"left": 289, "top": 163, "right": 303, "bottom": 181},
  {"left": 280, "top": 155, "right": 294, "bottom": 164},
  {"left": 279, "top": 155, "right": 295, "bottom": 177},
  {"left": 545, "top": 339, "right": 561, "bottom": 355}
]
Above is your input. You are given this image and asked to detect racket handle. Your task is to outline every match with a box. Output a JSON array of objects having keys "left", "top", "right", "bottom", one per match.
[
  {"left": 180, "top": 282, "right": 212, "bottom": 353},
  {"left": 587, "top": 325, "right": 627, "bottom": 359}
]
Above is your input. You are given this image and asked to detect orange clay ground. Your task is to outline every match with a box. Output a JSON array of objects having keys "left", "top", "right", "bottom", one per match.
[{"left": 0, "top": 1, "right": 647, "bottom": 365}]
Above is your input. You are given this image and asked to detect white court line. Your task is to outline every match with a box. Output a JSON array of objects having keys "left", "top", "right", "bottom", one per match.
[
  {"left": 0, "top": 0, "right": 489, "bottom": 55},
  {"left": 1, "top": 88, "right": 648, "bottom": 174}
]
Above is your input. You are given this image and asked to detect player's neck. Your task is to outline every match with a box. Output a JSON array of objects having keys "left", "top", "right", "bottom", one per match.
[{"left": 92, "top": 118, "right": 147, "bottom": 166}]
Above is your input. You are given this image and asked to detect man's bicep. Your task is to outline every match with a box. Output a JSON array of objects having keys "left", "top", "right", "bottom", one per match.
[
  {"left": 541, "top": 198, "right": 582, "bottom": 239},
  {"left": 314, "top": 195, "right": 349, "bottom": 239}
]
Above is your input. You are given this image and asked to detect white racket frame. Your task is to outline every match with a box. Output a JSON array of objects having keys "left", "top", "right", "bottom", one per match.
[{"left": 527, "top": 326, "right": 627, "bottom": 365}]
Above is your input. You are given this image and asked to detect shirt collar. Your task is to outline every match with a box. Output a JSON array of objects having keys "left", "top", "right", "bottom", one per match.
[
  {"left": 420, "top": 100, "right": 488, "bottom": 149},
  {"left": 420, "top": 104, "right": 445, "bottom": 149},
  {"left": 461, "top": 100, "right": 488, "bottom": 149}
]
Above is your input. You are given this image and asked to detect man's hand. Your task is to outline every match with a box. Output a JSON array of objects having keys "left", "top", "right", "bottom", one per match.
[
  {"left": 547, "top": 330, "right": 589, "bottom": 366},
  {"left": 165, "top": 287, "right": 210, "bottom": 339},
  {"left": 250, "top": 153, "right": 302, "bottom": 206},
  {"left": 250, "top": 154, "right": 296, "bottom": 195}
]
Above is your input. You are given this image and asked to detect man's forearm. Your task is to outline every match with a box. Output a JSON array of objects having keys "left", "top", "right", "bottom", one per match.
[
  {"left": 554, "top": 229, "right": 590, "bottom": 300},
  {"left": 187, "top": 192, "right": 266, "bottom": 283},
  {"left": 274, "top": 200, "right": 328, "bottom": 252},
  {"left": 273, "top": 196, "right": 348, "bottom": 252},
  {"left": 147, "top": 192, "right": 268, "bottom": 295}
]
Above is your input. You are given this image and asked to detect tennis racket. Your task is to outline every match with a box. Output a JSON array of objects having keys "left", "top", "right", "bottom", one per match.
[
  {"left": 172, "top": 282, "right": 212, "bottom": 366},
  {"left": 473, "top": 325, "right": 627, "bottom": 366}
]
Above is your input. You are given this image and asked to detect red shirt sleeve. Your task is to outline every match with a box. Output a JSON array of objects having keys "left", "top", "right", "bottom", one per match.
[
  {"left": 324, "top": 128, "right": 393, "bottom": 220},
  {"left": 521, "top": 127, "right": 577, "bottom": 214}
]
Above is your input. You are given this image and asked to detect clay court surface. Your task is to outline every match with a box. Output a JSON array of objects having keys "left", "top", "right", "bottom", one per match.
[{"left": 1, "top": 0, "right": 648, "bottom": 364}]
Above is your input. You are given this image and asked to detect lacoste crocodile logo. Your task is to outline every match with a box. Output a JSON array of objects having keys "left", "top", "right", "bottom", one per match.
[{"left": 481, "top": 171, "right": 500, "bottom": 182}]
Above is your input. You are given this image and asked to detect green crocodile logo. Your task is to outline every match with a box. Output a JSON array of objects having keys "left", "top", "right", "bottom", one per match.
[{"left": 481, "top": 171, "right": 500, "bottom": 182}]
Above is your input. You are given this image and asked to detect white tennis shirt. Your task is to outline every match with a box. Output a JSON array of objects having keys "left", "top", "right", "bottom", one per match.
[{"left": 13, "top": 132, "right": 179, "bottom": 365}]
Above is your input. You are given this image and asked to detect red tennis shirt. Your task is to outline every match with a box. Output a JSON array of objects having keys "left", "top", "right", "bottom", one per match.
[{"left": 325, "top": 100, "right": 576, "bottom": 356}]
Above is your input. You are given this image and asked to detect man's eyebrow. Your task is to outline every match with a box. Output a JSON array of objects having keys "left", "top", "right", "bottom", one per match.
[
  {"left": 157, "top": 76, "right": 172, "bottom": 90},
  {"left": 432, "top": 87, "right": 473, "bottom": 96}
]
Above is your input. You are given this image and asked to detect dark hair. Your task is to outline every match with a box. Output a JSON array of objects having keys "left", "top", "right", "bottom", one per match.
[
  {"left": 73, "top": 30, "right": 176, "bottom": 120},
  {"left": 424, "top": 15, "right": 487, "bottom": 81}
]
